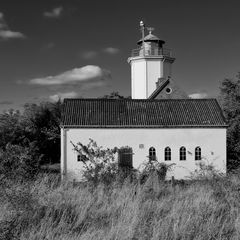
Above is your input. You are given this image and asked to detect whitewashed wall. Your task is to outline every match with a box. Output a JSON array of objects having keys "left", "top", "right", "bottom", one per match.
[
  {"left": 61, "top": 128, "right": 227, "bottom": 181},
  {"left": 130, "top": 57, "right": 173, "bottom": 99},
  {"left": 130, "top": 59, "right": 147, "bottom": 99}
]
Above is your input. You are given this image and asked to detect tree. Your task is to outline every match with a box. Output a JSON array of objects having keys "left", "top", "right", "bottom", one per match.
[
  {"left": 0, "top": 101, "right": 62, "bottom": 165},
  {"left": 101, "top": 91, "right": 131, "bottom": 99},
  {"left": 219, "top": 73, "right": 240, "bottom": 169},
  {"left": 22, "top": 101, "right": 62, "bottom": 164},
  {"left": 0, "top": 109, "right": 27, "bottom": 148}
]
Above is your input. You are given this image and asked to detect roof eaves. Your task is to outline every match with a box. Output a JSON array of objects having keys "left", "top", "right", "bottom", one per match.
[{"left": 61, "top": 124, "right": 228, "bottom": 128}]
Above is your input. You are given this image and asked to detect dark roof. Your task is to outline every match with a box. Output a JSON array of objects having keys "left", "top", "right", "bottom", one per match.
[
  {"left": 61, "top": 98, "right": 227, "bottom": 128},
  {"left": 149, "top": 79, "right": 170, "bottom": 99},
  {"left": 137, "top": 33, "right": 165, "bottom": 45}
]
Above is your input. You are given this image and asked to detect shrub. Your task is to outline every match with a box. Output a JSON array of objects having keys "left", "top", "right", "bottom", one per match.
[
  {"left": 71, "top": 139, "right": 119, "bottom": 185},
  {"left": 139, "top": 160, "right": 175, "bottom": 184},
  {"left": 189, "top": 161, "right": 223, "bottom": 181},
  {"left": 0, "top": 144, "right": 39, "bottom": 182}
]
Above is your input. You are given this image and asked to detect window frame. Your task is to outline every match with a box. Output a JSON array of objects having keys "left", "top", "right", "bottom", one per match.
[
  {"left": 165, "top": 147, "right": 171, "bottom": 161},
  {"left": 149, "top": 147, "right": 156, "bottom": 161},
  {"left": 195, "top": 146, "right": 201, "bottom": 161},
  {"left": 179, "top": 146, "right": 186, "bottom": 161}
]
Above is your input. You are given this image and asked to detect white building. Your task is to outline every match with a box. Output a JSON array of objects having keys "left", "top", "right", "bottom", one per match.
[{"left": 61, "top": 24, "right": 227, "bottom": 181}]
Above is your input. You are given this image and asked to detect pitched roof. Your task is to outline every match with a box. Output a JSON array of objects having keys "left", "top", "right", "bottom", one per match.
[
  {"left": 149, "top": 78, "right": 170, "bottom": 99},
  {"left": 61, "top": 98, "right": 227, "bottom": 128},
  {"left": 137, "top": 33, "right": 165, "bottom": 45}
]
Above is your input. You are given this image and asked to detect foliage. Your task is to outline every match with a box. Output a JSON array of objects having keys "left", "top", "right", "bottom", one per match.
[
  {"left": 219, "top": 73, "right": 240, "bottom": 169},
  {"left": 22, "top": 101, "right": 62, "bottom": 164},
  {"left": 2, "top": 174, "right": 240, "bottom": 239},
  {"left": 189, "top": 161, "right": 223, "bottom": 180},
  {"left": 0, "top": 100, "right": 62, "bottom": 165},
  {"left": 101, "top": 91, "right": 131, "bottom": 99},
  {"left": 71, "top": 139, "right": 119, "bottom": 185},
  {"left": 0, "top": 144, "right": 39, "bottom": 182},
  {"left": 0, "top": 109, "right": 26, "bottom": 148},
  {"left": 139, "top": 159, "right": 175, "bottom": 184}
]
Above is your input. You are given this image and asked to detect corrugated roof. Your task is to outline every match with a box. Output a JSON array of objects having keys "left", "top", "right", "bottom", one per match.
[{"left": 61, "top": 99, "right": 227, "bottom": 128}]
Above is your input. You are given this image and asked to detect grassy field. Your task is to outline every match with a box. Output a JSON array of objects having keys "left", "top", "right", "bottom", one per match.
[{"left": 1, "top": 172, "right": 240, "bottom": 240}]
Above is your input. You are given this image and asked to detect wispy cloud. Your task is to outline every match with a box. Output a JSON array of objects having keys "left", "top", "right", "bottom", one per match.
[
  {"left": 44, "top": 42, "right": 55, "bottom": 49},
  {"left": 103, "top": 47, "right": 120, "bottom": 54},
  {"left": 0, "top": 12, "right": 25, "bottom": 40},
  {"left": 0, "top": 100, "right": 13, "bottom": 105},
  {"left": 49, "top": 91, "right": 79, "bottom": 102},
  {"left": 44, "top": 6, "right": 63, "bottom": 19},
  {"left": 29, "top": 65, "right": 111, "bottom": 87},
  {"left": 189, "top": 92, "right": 208, "bottom": 99},
  {"left": 81, "top": 51, "right": 98, "bottom": 59}
]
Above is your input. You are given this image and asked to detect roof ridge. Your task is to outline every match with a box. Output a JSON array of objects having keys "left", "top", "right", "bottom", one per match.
[{"left": 64, "top": 98, "right": 217, "bottom": 102}]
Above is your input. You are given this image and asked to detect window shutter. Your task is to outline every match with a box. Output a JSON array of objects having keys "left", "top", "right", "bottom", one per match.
[{"left": 118, "top": 148, "right": 133, "bottom": 168}]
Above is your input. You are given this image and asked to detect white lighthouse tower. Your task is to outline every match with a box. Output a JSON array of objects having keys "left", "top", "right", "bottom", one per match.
[{"left": 128, "top": 21, "right": 175, "bottom": 99}]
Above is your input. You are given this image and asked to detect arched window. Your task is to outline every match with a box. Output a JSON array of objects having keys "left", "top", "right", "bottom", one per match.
[
  {"left": 165, "top": 147, "right": 171, "bottom": 161},
  {"left": 195, "top": 147, "right": 201, "bottom": 160},
  {"left": 149, "top": 147, "right": 156, "bottom": 161},
  {"left": 180, "top": 147, "right": 186, "bottom": 161}
]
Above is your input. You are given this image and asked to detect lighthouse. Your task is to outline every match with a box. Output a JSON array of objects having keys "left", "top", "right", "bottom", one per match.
[{"left": 128, "top": 21, "right": 175, "bottom": 99}]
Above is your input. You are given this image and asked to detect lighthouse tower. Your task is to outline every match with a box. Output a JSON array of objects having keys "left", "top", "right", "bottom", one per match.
[{"left": 128, "top": 22, "right": 175, "bottom": 99}]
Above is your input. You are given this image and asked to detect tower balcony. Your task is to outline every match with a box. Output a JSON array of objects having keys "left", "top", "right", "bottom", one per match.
[{"left": 131, "top": 47, "right": 173, "bottom": 58}]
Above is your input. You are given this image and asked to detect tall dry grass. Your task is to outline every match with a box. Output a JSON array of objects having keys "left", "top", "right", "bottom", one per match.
[{"left": 1, "top": 173, "right": 240, "bottom": 240}]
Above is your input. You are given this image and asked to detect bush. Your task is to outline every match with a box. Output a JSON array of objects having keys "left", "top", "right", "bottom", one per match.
[
  {"left": 189, "top": 161, "right": 223, "bottom": 181},
  {"left": 71, "top": 139, "right": 119, "bottom": 185},
  {"left": 139, "top": 160, "right": 175, "bottom": 184},
  {"left": 0, "top": 144, "right": 39, "bottom": 182}
]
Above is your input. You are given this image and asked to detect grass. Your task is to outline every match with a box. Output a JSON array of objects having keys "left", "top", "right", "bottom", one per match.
[{"left": 1, "top": 173, "right": 240, "bottom": 240}]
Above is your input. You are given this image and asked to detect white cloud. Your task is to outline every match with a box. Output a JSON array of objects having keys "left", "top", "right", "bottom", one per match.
[
  {"left": 189, "top": 93, "right": 208, "bottom": 99},
  {"left": 0, "top": 12, "right": 26, "bottom": 40},
  {"left": 29, "top": 65, "right": 111, "bottom": 86},
  {"left": 44, "top": 7, "right": 63, "bottom": 18},
  {"left": 103, "top": 47, "right": 120, "bottom": 54},
  {"left": 0, "top": 30, "right": 25, "bottom": 39},
  {"left": 49, "top": 91, "right": 79, "bottom": 102}
]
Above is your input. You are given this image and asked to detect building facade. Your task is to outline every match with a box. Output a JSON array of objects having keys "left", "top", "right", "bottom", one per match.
[{"left": 60, "top": 23, "right": 227, "bottom": 181}]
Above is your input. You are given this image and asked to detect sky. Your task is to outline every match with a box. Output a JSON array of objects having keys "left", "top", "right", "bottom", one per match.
[{"left": 0, "top": 0, "right": 240, "bottom": 112}]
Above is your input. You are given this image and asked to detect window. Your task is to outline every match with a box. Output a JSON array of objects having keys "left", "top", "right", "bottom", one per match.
[
  {"left": 180, "top": 147, "right": 186, "bottom": 160},
  {"left": 165, "top": 147, "right": 171, "bottom": 161},
  {"left": 195, "top": 147, "right": 201, "bottom": 160},
  {"left": 149, "top": 147, "right": 156, "bottom": 161},
  {"left": 118, "top": 147, "right": 133, "bottom": 168},
  {"left": 165, "top": 87, "right": 172, "bottom": 94}
]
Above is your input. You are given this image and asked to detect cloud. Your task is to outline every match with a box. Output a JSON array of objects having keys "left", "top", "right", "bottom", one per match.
[
  {"left": 29, "top": 65, "right": 111, "bottom": 87},
  {"left": 81, "top": 51, "right": 98, "bottom": 59},
  {"left": 49, "top": 91, "right": 79, "bottom": 102},
  {"left": 189, "top": 92, "right": 208, "bottom": 99},
  {"left": 44, "top": 42, "right": 55, "bottom": 49},
  {"left": 0, "top": 30, "right": 25, "bottom": 39},
  {"left": 44, "top": 6, "right": 63, "bottom": 19},
  {"left": 0, "top": 12, "right": 26, "bottom": 40},
  {"left": 103, "top": 47, "right": 120, "bottom": 54},
  {"left": 0, "top": 100, "right": 13, "bottom": 105}
]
